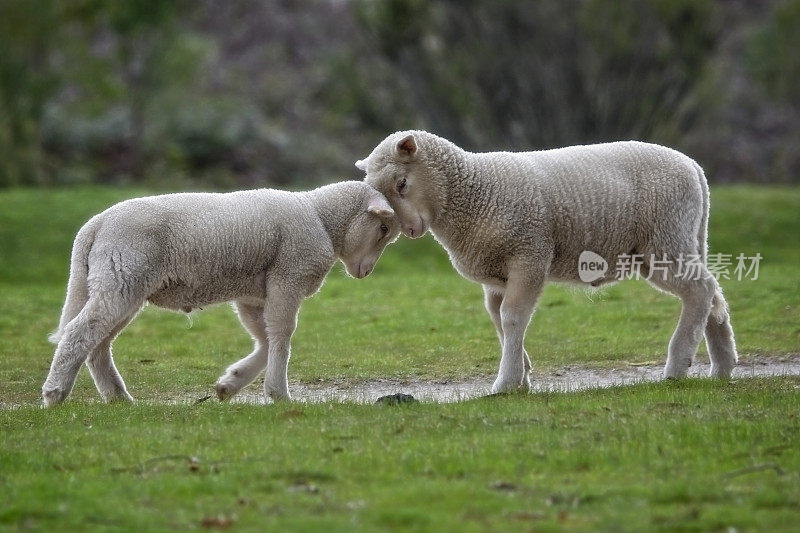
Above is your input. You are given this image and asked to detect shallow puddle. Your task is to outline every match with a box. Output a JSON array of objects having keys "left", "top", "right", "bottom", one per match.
[{"left": 232, "top": 354, "right": 800, "bottom": 405}]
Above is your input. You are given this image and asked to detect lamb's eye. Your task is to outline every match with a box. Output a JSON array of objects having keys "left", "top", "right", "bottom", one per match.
[
  {"left": 396, "top": 178, "right": 407, "bottom": 194},
  {"left": 380, "top": 223, "right": 388, "bottom": 235}
]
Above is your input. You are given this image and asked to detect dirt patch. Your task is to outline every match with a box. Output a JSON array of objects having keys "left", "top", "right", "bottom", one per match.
[{"left": 232, "top": 354, "right": 800, "bottom": 405}]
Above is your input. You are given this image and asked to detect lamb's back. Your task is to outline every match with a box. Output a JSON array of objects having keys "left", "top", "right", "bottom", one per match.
[
  {"left": 467, "top": 141, "right": 701, "bottom": 281},
  {"left": 89, "top": 189, "right": 330, "bottom": 308},
  {"left": 98, "top": 190, "right": 306, "bottom": 264}
]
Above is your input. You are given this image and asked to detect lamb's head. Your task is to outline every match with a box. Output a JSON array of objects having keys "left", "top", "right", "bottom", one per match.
[
  {"left": 357, "top": 131, "right": 441, "bottom": 239},
  {"left": 340, "top": 188, "right": 400, "bottom": 279}
]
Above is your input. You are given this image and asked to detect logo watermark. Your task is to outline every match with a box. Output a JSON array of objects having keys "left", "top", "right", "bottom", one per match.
[
  {"left": 578, "top": 251, "right": 762, "bottom": 282},
  {"left": 578, "top": 250, "right": 608, "bottom": 283}
]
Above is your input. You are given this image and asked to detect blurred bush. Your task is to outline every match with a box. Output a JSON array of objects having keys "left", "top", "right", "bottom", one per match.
[{"left": 0, "top": 0, "right": 798, "bottom": 188}]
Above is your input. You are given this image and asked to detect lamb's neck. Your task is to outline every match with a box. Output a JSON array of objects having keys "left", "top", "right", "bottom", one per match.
[
  {"left": 307, "top": 185, "right": 361, "bottom": 256},
  {"left": 428, "top": 148, "right": 487, "bottom": 245}
]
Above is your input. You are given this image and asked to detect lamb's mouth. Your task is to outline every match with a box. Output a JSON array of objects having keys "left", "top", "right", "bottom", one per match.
[
  {"left": 407, "top": 216, "right": 427, "bottom": 239},
  {"left": 346, "top": 260, "right": 372, "bottom": 279},
  {"left": 357, "top": 260, "right": 373, "bottom": 278}
]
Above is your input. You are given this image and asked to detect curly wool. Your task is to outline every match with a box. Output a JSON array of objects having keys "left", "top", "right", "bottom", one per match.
[
  {"left": 43, "top": 181, "right": 398, "bottom": 406},
  {"left": 361, "top": 130, "right": 737, "bottom": 392},
  {"left": 373, "top": 131, "right": 710, "bottom": 284}
]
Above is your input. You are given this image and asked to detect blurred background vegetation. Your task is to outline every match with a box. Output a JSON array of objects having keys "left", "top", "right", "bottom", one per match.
[{"left": 0, "top": 0, "right": 798, "bottom": 189}]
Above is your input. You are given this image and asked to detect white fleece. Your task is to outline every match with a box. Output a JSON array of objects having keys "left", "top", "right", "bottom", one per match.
[
  {"left": 42, "top": 181, "right": 398, "bottom": 406},
  {"left": 359, "top": 130, "right": 737, "bottom": 393}
]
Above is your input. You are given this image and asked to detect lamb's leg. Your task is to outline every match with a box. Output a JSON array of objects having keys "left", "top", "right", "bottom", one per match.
[
  {"left": 650, "top": 270, "right": 717, "bottom": 379},
  {"left": 85, "top": 313, "right": 137, "bottom": 403},
  {"left": 262, "top": 285, "right": 302, "bottom": 402},
  {"left": 483, "top": 285, "right": 531, "bottom": 387},
  {"left": 492, "top": 273, "right": 543, "bottom": 394},
  {"left": 43, "top": 296, "right": 141, "bottom": 406},
  {"left": 215, "top": 302, "right": 269, "bottom": 400},
  {"left": 705, "top": 289, "right": 737, "bottom": 378}
]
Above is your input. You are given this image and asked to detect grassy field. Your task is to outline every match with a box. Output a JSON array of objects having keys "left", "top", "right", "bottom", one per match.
[
  {"left": 2, "top": 379, "right": 800, "bottom": 531},
  {"left": 1, "top": 185, "right": 799, "bottom": 530}
]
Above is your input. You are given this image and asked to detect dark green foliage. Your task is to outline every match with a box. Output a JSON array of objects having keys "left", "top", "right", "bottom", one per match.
[
  {"left": 0, "top": 0, "right": 62, "bottom": 185},
  {"left": 748, "top": 0, "right": 800, "bottom": 105},
  {"left": 348, "top": 0, "right": 718, "bottom": 148},
  {"left": 0, "top": 0, "right": 797, "bottom": 187}
]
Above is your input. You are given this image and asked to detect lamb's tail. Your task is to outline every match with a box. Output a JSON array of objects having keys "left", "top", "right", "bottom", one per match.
[
  {"left": 708, "top": 288, "right": 729, "bottom": 324},
  {"left": 48, "top": 217, "right": 100, "bottom": 344},
  {"left": 694, "top": 161, "right": 710, "bottom": 267},
  {"left": 692, "top": 161, "right": 728, "bottom": 324}
]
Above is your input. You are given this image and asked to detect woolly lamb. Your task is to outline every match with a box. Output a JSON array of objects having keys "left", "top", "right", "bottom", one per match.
[
  {"left": 357, "top": 130, "right": 737, "bottom": 394},
  {"left": 42, "top": 181, "right": 399, "bottom": 406}
]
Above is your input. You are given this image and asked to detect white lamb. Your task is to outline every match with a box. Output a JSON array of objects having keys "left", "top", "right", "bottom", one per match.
[
  {"left": 357, "top": 130, "right": 737, "bottom": 394},
  {"left": 42, "top": 181, "right": 399, "bottom": 406}
]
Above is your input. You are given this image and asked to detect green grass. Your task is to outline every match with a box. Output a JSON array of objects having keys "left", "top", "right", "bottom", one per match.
[
  {"left": 2, "top": 379, "right": 799, "bottom": 531},
  {"left": 1, "top": 185, "right": 799, "bottom": 531}
]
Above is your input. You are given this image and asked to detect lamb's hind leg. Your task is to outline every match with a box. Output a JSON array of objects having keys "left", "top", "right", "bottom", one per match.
[
  {"left": 85, "top": 313, "right": 138, "bottom": 403},
  {"left": 705, "top": 289, "right": 737, "bottom": 378},
  {"left": 215, "top": 302, "right": 269, "bottom": 400},
  {"left": 484, "top": 285, "right": 532, "bottom": 388},
  {"left": 42, "top": 295, "right": 142, "bottom": 406},
  {"left": 649, "top": 269, "right": 717, "bottom": 379}
]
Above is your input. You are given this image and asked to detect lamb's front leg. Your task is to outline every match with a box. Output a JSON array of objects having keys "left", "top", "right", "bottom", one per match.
[
  {"left": 215, "top": 302, "right": 269, "bottom": 400},
  {"left": 491, "top": 273, "right": 543, "bottom": 394},
  {"left": 263, "top": 285, "right": 302, "bottom": 402},
  {"left": 483, "top": 285, "right": 532, "bottom": 388}
]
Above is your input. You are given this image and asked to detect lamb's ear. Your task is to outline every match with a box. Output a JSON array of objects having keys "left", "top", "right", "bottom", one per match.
[
  {"left": 355, "top": 159, "right": 367, "bottom": 171},
  {"left": 367, "top": 194, "right": 395, "bottom": 219},
  {"left": 396, "top": 134, "right": 417, "bottom": 158}
]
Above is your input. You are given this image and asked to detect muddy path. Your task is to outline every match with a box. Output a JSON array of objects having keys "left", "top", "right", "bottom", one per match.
[
  {"left": 5, "top": 355, "right": 798, "bottom": 409},
  {"left": 232, "top": 354, "right": 800, "bottom": 405}
]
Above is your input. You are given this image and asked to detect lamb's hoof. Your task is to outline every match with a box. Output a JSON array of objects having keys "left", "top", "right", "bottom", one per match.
[
  {"left": 709, "top": 363, "right": 735, "bottom": 379},
  {"left": 105, "top": 392, "right": 135, "bottom": 404},
  {"left": 42, "top": 387, "right": 68, "bottom": 407},
  {"left": 662, "top": 368, "right": 689, "bottom": 380},
  {"left": 491, "top": 376, "right": 530, "bottom": 395},
  {"left": 267, "top": 389, "right": 291, "bottom": 402},
  {"left": 215, "top": 382, "right": 235, "bottom": 401}
]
